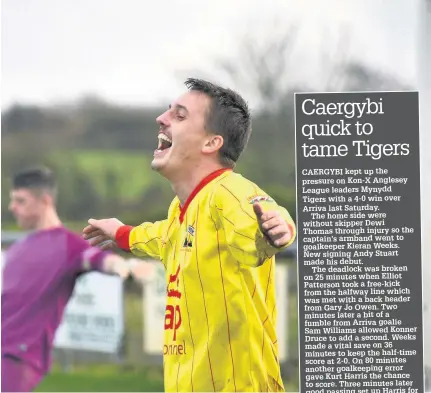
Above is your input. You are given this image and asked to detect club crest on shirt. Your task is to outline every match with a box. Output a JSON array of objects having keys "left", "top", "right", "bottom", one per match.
[
  {"left": 182, "top": 225, "right": 194, "bottom": 249},
  {"left": 247, "top": 195, "right": 274, "bottom": 204}
]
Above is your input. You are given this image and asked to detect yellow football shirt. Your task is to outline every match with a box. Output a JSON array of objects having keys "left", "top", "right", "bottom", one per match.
[{"left": 116, "top": 169, "right": 296, "bottom": 392}]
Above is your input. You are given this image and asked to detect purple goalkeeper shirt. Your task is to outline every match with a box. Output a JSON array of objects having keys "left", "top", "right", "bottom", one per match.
[{"left": 1, "top": 226, "right": 109, "bottom": 375}]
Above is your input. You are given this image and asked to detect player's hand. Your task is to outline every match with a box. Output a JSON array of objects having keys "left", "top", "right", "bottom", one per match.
[
  {"left": 104, "top": 254, "right": 131, "bottom": 279},
  {"left": 129, "top": 259, "right": 156, "bottom": 283},
  {"left": 253, "top": 203, "right": 293, "bottom": 248},
  {"left": 83, "top": 218, "right": 124, "bottom": 250},
  {"left": 112, "top": 257, "right": 131, "bottom": 280}
]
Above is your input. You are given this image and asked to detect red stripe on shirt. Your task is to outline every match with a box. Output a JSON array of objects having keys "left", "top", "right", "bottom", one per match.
[
  {"left": 176, "top": 362, "right": 181, "bottom": 392},
  {"left": 251, "top": 282, "right": 257, "bottom": 299},
  {"left": 265, "top": 262, "right": 273, "bottom": 302},
  {"left": 165, "top": 217, "right": 176, "bottom": 248},
  {"left": 179, "top": 216, "right": 195, "bottom": 392},
  {"left": 194, "top": 206, "right": 216, "bottom": 391},
  {"left": 215, "top": 223, "right": 237, "bottom": 392},
  {"left": 181, "top": 266, "right": 195, "bottom": 392}
]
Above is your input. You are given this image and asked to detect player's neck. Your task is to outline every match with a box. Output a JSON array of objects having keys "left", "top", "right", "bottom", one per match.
[
  {"left": 172, "top": 164, "right": 225, "bottom": 206},
  {"left": 35, "top": 210, "right": 62, "bottom": 231}
]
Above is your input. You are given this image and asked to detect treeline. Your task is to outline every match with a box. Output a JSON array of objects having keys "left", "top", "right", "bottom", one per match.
[
  {"left": 1, "top": 96, "right": 297, "bottom": 228},
  {"left": 1, "top": 57, "right": 408, "bottom": 229}
]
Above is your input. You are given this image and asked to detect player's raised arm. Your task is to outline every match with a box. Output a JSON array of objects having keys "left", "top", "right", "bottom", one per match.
[
  {"left": 82, "top": 217, "right": 167, "bottom": 260},
  {"left": 213, "top": 188, "right": 296, "bottom": 267},
  {"left": 79, "top": 248, "right": 130, "bottom": 279}
]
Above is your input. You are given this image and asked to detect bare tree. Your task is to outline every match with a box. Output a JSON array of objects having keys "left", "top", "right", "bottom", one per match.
[{"left": 176, "top": 19, "right": 409, "bottom": 191}]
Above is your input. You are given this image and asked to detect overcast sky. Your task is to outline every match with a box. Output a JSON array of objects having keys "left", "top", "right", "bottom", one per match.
[{"left": 1, "top": 0, "right": 420, "bottom": 110}]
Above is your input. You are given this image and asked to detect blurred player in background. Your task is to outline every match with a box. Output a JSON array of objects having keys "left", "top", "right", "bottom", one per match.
[
  {"left": 1, "top": 167, "right": 132, "bottom": 392},
  {"left": 83, "top": 78, "right": 296, "bottom": 392}
]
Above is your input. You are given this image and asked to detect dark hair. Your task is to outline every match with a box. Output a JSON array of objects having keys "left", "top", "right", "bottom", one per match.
[
  {"left": 184, "top": 78, "right": 252, "bottom": 168},
  {"left": 12, "top": 166, "right": 58, "bottom": 200}
]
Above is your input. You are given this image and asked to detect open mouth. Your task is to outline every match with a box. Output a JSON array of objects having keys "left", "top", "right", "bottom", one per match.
[{"left": 155, "top": 133, "right": 172, "bottom": 155}]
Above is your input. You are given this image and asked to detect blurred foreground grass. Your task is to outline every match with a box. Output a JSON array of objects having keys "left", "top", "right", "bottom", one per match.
[
  {"left": 37, "top": 365, "right": 298, "bottom": 392},
  {"left": 36, "top": 364, "right": 164, "bottom": 392}
]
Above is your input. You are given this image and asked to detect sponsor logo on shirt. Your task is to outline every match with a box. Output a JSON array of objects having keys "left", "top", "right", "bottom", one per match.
[
  {"left": 166, "top": 265, "right": 181, "bottom": 300},
  {"left": 247, "top": 195, "right": 274, "bottom": 204},
  {"left": 164, "top": 264, "right": 186, "bottom": 355}
]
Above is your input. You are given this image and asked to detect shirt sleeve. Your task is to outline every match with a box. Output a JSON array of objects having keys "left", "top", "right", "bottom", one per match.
[
  {"left": 68, "top": 233, "right": 111, "bottom": 274},
  {"left": 115, "top": 220, "right": 168, "bottom": 260},
  {"left": 212, "top": 186, "right": 296, "bottom": 268}
]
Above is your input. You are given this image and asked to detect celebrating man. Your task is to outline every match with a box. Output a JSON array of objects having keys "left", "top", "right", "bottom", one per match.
[{"left": 84, "top": 78, "right": 296, "bottom": 392}]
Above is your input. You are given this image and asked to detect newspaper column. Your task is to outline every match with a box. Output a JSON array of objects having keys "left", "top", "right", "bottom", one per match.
[{"left": 420, "top": 0, "right": 431, "bottom": 370}]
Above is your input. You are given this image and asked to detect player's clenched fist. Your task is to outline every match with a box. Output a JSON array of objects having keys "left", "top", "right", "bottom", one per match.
[
  {"left": 253, "top": 202, "right": 293, "bottom": 248},
  {"left": 82, "top": 218, "right": 124, "bottom": 250}
]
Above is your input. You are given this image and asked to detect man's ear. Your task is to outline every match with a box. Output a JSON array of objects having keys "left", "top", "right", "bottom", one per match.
[
  {"left": 202, "top": 135, "right": 224, "bottom": 154},
  {"left": 41, "top": 191, "right": 54, "bottom": 207}
]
